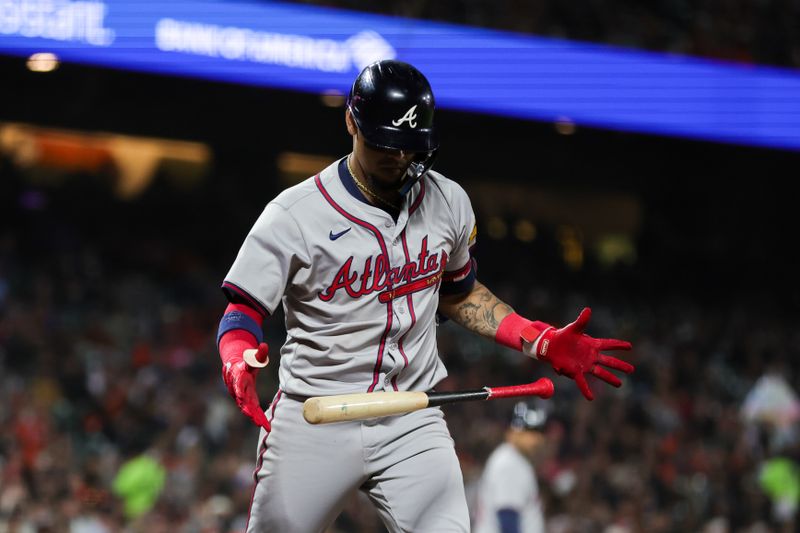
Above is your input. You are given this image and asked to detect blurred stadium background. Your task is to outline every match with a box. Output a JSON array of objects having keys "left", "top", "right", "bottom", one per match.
[{"left": 1, "top": 0, "right": 800, "bottom": 531}]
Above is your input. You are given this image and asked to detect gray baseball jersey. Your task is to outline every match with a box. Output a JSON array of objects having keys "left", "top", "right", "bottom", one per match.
[
  {"left": 224, "top": 158, "right": 477, "bottom": 532},
  {"left": 223, "top": 157, "right": 477, "bottom": 397},
  {"left": 473, "top": 443, "right": 545, "bottom": 533}
]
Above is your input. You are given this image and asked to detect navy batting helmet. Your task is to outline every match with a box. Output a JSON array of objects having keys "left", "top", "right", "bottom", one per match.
[{"left": 347, "top": 60, "right": 439, "bottom": 193}]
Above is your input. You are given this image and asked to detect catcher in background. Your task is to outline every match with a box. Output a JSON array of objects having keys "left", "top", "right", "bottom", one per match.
[
  {"left": 216, "top": 59, "right": 634, "bottom": 532},
  {"left": 473, "top": 402, "right": 558, "bottom": 533}
]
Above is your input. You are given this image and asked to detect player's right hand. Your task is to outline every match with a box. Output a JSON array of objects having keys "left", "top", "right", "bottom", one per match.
[{"left": 222, "top": 342, "right": 271, "bottom": 431}]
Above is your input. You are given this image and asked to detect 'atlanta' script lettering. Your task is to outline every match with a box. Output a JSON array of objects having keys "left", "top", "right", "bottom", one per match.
[{"left": 319, "top": 236, "right": 446, "bottom": 302}]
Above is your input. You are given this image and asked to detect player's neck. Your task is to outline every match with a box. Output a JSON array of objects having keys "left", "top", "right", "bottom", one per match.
[{"left": 347, "top": 154, "right": 403, "bottom": 212}]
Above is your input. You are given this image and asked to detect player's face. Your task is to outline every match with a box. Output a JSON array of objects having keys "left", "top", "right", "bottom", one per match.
[
  {"left": 360, "top": 142, "right": 416, "bottom": 191},
  {"left": 346, "top": 110, "right": 417, "bottom": 192}
]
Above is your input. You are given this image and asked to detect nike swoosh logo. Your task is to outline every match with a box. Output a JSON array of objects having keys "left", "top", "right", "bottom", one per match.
[{"left": 329, "top": 227, "right": 352, "bottom": 241}]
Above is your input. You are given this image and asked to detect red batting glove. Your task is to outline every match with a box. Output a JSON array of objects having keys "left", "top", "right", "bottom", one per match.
[
  {"left": 521, "top": 308, "right": 634, "bottom": 401},
  {"left": 222, "top": 342, "right": 271, "bottom": 431}
]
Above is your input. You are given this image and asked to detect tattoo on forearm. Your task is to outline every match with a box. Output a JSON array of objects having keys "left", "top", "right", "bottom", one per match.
[{"left": 446, "top": 283, "right": 514, "bottom": 339}]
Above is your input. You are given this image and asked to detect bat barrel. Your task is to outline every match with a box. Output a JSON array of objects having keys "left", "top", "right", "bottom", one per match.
[{"left": 303, "top": 391, "right": 429, "bottom": 424}]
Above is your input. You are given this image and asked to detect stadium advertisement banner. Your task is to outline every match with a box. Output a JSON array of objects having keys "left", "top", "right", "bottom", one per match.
[{"left": 1, "top": 0, "right": 800, "bottom": 150}]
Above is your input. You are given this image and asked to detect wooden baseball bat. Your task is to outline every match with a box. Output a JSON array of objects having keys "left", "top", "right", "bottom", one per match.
[{"left": 303, "top": 378, "right": 555, "bottom": 424}]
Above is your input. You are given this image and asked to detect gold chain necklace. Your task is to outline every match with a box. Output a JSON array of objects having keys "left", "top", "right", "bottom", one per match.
[{"left": 347, "top": 155, "right": 401, "bottom": 211}]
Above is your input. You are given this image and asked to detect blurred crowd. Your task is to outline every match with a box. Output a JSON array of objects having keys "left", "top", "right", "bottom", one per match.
[
  {"left": 2, "top": 162, "right": 800, "bottom": 533},
  {"left": 294, "top": 0, "right": 800, "bottom": 68}
]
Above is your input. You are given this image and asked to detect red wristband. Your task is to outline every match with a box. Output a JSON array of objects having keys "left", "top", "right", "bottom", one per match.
[
  {"left": 496, "top": 313, "right": 530, "bottom": 351},
  {"left": 496, "top": 313, "right": 551, "bottom": 352}
]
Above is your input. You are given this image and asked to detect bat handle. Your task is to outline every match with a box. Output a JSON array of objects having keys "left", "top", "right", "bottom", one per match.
[{"left": 487, "top": 378, "right": 555, "bottom": 399}]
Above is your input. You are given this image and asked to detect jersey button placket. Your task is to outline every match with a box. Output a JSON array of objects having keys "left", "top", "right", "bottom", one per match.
[{"left": 391, "top": 298, "right": 408, "bottom": 333}]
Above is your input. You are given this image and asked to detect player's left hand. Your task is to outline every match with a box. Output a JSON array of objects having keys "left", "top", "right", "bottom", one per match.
[
  {"left": 521, "top": 308, "right": 634, "bottom": 401},
  {"left": 222, "top": 342, "right": 271, "bottom": 431}
]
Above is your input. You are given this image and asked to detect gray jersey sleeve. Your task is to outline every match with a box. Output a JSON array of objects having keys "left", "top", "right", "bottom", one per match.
[
  {"left": 223, "top": 201, "right": 310, "bottom": 315},
  {"left": 446, "top": 183, "right": 478, "bottom": 273}
]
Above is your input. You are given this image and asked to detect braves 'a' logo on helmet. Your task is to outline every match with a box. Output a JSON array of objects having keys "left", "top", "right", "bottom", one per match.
[{"left": 392, "top": 105, "right": 418, "bottom": 128}]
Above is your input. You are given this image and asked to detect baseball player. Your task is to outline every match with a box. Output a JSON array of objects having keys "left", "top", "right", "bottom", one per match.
[
  {"left": 473, "top": 402, "right": 553, "bottom": 533},
  {"left": 216, "top": 59, "right": 634, "bottom": 532}
]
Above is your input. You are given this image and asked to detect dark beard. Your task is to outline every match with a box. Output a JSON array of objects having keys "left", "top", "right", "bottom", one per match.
[{"left": 366, "top": 170, "right": 407, "bottom": 193}]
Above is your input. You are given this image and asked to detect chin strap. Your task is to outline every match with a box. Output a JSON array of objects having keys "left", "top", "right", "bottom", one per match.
[{"left": 398, "top": 149, "right": 438, "bottom": 196}]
